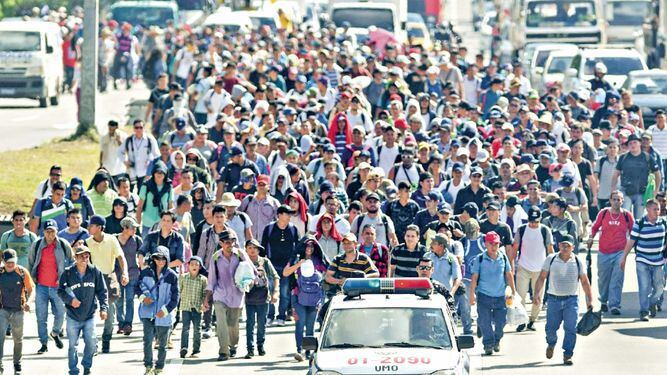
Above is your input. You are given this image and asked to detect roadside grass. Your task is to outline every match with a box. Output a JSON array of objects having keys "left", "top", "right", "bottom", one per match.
[{"left": 0, "top": 138, "right": 99, "bottom": 214}]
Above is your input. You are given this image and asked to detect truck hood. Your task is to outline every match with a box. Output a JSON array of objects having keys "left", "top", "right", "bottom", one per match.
[
  {"left": 314, "top": 347, "right": 464, "bottom": 374},
  {"left": 633, "top": 95, "right": 667, "bottom": 109},
  {"left": 0, "top": 51, "right": 38, "bottom": 66}
]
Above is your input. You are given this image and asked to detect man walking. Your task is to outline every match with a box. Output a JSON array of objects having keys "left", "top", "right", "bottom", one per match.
[
  {"left": 84, "top": 215, "right": 129, "bottom": 353},
  {"left": 57, "top": 246, "right": 109, "bottom": 375},
  {"left": 621, "top": 199, "right": 666, "bottom": 321},
  {"left": 589, "top": 191, "right": 633, "bottom": 315},
  {"left": 203, "top": 230, "right": 251, "bottom": 361},
  {"left": 534, "top": 235, "right": 593, "bottom": 365},
  {"left": 0, "top": 249, "right": 34, "bottom": 374},
  {"left": 509, "top": 206, "right": 554, "bottom": 331},
  {"left": 469, "top": 231, "right": 516, "bottom": 356},
  {"left": 29, "top": 219, "right": 73, "bottom": 354},
  {"left": 1, "top": 210, "right": 37, "bottom": 269}
]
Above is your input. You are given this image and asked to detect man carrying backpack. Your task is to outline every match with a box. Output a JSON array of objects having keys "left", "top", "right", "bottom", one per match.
[
  {"left": 509, "top": 206, "right": 554, "bottom": 332},
  {"left": 534, "top": 235, "right": 593, "bottom": 366},
  {"left": 0, "top": 249, "right": 34, "bottom": 375},
  {"left": 589, "top": 191, "right": 634, "bottom": 315}
]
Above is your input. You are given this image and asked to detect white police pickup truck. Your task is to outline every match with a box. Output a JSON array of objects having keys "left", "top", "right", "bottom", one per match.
[{"left": 304, "top": 278, "right": 473, "bottom": 375}]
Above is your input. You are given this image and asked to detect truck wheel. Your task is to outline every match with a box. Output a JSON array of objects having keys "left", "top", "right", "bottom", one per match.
[
  {"left": 39, "top": 97, "right": 48, "bottom": 108},
  {"left": 50, "top": 94, "right": 59, "bottom": 106}
]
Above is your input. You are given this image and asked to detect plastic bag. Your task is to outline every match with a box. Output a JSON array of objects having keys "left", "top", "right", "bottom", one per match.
[
  {"left": 234, "top": 260, "right": 256, "bottom": 293},
  {"left": 576, "top": 309, "right": 601, "bottom": 336},
  {"left": 506, "top": 296, "right": 529, "bottom": 326}
]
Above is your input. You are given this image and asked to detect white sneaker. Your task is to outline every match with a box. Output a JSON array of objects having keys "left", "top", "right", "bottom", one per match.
[
  {"left": 294, "top": 351, "right": 304, "bottom": 362},
  {"left": 276, "top": 319, "right": 286, "bottom": 327},
  {"left": 144, "top": 367, "right": 154, "bottom": 375},
  {"left": 266, "top": 319, "right": 274, "bottom": 327}
]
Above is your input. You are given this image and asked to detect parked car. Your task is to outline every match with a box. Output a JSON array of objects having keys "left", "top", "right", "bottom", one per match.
[
  {"left": 562, "top": 47, "right": 648, "bottom": 92},
  {"left": 622, "top": 69, "right": 667, "bottom": 125}
]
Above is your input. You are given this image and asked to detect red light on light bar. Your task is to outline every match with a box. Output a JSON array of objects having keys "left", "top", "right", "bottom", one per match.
[{"left": 393, "top": 278, "right": 433, "bottom": 292}]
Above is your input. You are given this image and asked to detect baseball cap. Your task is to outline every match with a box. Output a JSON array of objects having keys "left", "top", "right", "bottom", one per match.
[
  {"left": 506, "top": 195, "right": 520, "bottom": 207},
  {"left": 120, "top": 217, "right": 140, "bottom": 229},
  {"left": 2, "top": 249, "right": 17, "bottom": 264},
  {"left": 257, "top": 175, "right": 270, "bottom": 185},
  {"left": 487, "top": 201, "right": 501, "bottom": 211},
  {"left": 484, "top": 231, "right": 501, "bottom": 244},
  {"left": 43, "top": 219, "right": 58, "bottom": 231},
  {"left": 438, "top": 203, "right": 453, "bottom": 214},
  {"left": 74, "top": 246, "right": 92, "bottom": 256},
  {"left": 319, "top": 181, "right": 335, "bottom": 194},
  {"left": 626, "top": 134, "right": 641, "bottom": 143},
  {"left": 366, "top": 192, "right": 381, "bottom": 201},
  {"left": 528, "top": 206, "right": 542, "bottom": 222},
  {"left": 174, "top": 117, "right": 186, "bottom": 129},
  {"left": 277, "top": 205, "right": 296, "bottom": 215},
  {"left": 470, "top": 167, "right": 483, "bottom": 176},
  {"left": 342, "top": 232, "right": 357, "bottom": 242},
  {"left": 245, "top": 239, "right": 265, "bottom": 252},
  {"left": 90, "top": 215, "right": 106, "bottom": 227},
  {"left": 452, "top": 162, "right": 464, "bottom": 172},
  {"left": 462, "top": 202, "right": 479, "bottom": 217},
  {"left": 230, "top": 145, "right": 244, "bottom": 157},
  {"left": 559, "top": 234, "right": 575, "bottom": 246},
  {"left": 196, "top": 125, "right": 208, "bottom": 134}
]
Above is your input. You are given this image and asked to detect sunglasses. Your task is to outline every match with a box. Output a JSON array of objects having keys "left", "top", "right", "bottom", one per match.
[
  {"left": 417, "top": 265, "right": 432, "bottom": 271},
  {"left": 50, "top": 173, "right": 62, "bottom": 177},
  {"left": 134, "top": 126, "right": 144, "bottom": 129}
]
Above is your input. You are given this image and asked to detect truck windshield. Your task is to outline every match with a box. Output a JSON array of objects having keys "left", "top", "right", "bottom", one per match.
[
  {"left": 547, "top": 56, "right": 574, "bottom": 73},
  {"left": 111, "top": 7, "right": 174, "bottom": 28},
  {"left": 321, "top": 308, "right": 452, "bottom": 350},
  {"left": 176, "top": 0, "right": 206, "bottom": 11},
  {"left": 607, "top": 1, "right": 651, "bottom": 26},
  {"left": 584, "top": 57, "right": 644, "bottom": 76},
  {"left": 331, "top": 8, "right": 394, "bottom": 32},
  {"left": 0, "top": 31, "right": 41, "bottom": 52},
  {"left": 526, "top": 1, "right": 597, "bottom": 28},
  {"left": 628, "top": 76, "right": 667, "bottom": 95}
]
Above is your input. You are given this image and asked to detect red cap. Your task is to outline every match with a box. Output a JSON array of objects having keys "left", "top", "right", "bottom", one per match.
[
  {"left": 389, "top": 93, "right": 402, "bottom": 102},
  {"left": 548, "top": 163, "right": 563, "bottom": 174},
  {"left": 340, "top": 91, "right": 352, "bottom": 99},
  {"left": 484, "top": 231, "right": 501, "bottom": 244},
  {"left": 257, "top": 175, "right": 270, "bottom": 185}
]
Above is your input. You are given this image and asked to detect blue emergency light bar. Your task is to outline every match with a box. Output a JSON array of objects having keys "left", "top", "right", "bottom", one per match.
[{"left": 342, "top": 278, "right": 433, "bottom": 298}]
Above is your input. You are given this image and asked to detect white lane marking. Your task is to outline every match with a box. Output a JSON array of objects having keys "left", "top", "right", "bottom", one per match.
[{"left": 9, "top": 115, "right": 40, "bottom": 122}]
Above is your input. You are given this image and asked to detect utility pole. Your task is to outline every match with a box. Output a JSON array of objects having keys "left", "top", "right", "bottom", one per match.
[{"left": 76, "top": 0, "right": 99, "bottom": 136}]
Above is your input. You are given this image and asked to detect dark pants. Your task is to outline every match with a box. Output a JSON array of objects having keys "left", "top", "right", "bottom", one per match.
[
  {"left": 476, "top": 293, "right": 507, "bottom": 349},
  {"left": 194, "top": 112, "right": 208, "bottom": 125},
  {"left": 180, "top": 310, "right": 201, "bottom": 352},
  {"left": 293, "top": 300, "right": 317, "bottom": 351},
  {"left": 64, "top": 66, "right": 75, "bottom": 90},
  {"left": 131, "top": 176, "right": 146, "bottom": 195},
  {"left": 116, "top": 279, "right": 136, "bottom": 330},
  {"left": 245, "top": 303, "right": 268, "bottom": 350},
  {"left": 0, "top": 310, "right": 23, "bottom": 367},
  {"left": 141, "top": 319, "right": 170, "bottom": 369},
  {"left": 267, "top": 276, "right": 291, "bottom": 321}
]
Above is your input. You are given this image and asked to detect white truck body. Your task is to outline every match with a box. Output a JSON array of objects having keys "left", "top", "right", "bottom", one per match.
[{"left": 328, "top": 0, "right": 407, "bottom": 44}]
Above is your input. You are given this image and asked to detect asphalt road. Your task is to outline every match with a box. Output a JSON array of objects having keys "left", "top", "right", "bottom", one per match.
[{"left": 0, "top": 83, "right": 149, "bottom": 152}]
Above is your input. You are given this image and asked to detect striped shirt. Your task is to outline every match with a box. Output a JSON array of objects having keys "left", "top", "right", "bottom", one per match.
[
  {"left": 179, "top": 273, "right": 208, "bottom": 312},
  {"left": 630, "top": 217, "right": 667, "bottom": 266},
  {"left": 390, "top": 244, "right": 427, "bottom": 278},
  {"left": 328, "top": 251, "right": 378, "bottom": 278},
  {"left": 543, "top": 253, "right": 584, "bottom": 296}
]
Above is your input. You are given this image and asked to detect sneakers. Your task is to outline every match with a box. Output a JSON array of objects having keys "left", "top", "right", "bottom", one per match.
[
  {"left": 546, "top": 346, "right": 554, "bottom": 359},
  {"left": 245, "top": 349, "right": 254, "bottom": 359},
  {"left": 563, "top": 355, "right": 573, "bottom": 365},
  {"left": 610, "top": 308, "right": 621, "bottom": 316},
  {"left": 275, "top": 319, "right": 286, "bottom": 327},
  {"left": 600, "top": 303, "right": 608, "bottom": 313},
  {"left": 202, "top": 329, "right": 211, "bottom": 339},
  {"left": 258, "top": 346, "right": 266, "bottom": 356},
  {"left": 294, "top": 351, "right": 305, "bottom": 362},
  {"left": 217, "top": 353, "right": 229, "bottom": 362},
  {"left": 37, "top": 344, "right": 48, "bottom": 354},
  {"left": 640, "top": 311, "right": 650, "bottom": 321},
  {"left": 180, "top": 348, "right": 187, "bottom": 359},
  {"left": 230, "top": 348, "right": 236, "bottom": 358},
  {"left": 123, "top": 325, "right": 133, "bottom": 336},
  {"left": 190, "top": 350, "right": 200, "bottom": 358},
  {"left": 305, "top": 350, "right": 312, "bottom": 359},
  {"left": 526, "top": 321, "right": 536, "bottom": 331},
  {"left": 153, "top": 369, "right": 163, "bottom": 375},
  {"left": 483, "top": 347, "right": 493, "bottom": 356},
  {"left": 167, "top": 338, "right": 174, "bottom": 350},
  {"left": 649, "top": 305, "right": 657, "bottom": 318},
  {"left": 14, "top": 363, "right": 21, "bottom": 375},
  {"left": 516, "top": 324, "right": 526, "bottom": 332},
  {"left": 50, "top": 332, "right": 64, "bottom": 349},
  {"left": 493, "top": 343, "right": 500, "bottom": 353},
  {"left": 144, "top": 367, "right": 153, "bottom": 375},
  {"left": 266, "top": 319, "right": 274, "bottom": 327},
  {"left": 83, "top": 368, "right": 90, "bottom": 375}
]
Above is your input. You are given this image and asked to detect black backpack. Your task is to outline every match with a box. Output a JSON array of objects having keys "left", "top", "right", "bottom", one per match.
[
  {"left": 516, "top": 223, "right": 550, "bottom": 258},
  {"left": 355, "top": 213, "right": 390, "bottom": 245}
]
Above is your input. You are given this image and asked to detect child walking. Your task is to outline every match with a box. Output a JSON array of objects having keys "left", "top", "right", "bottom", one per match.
[{"left": 178, "top": 256, "right": 208, "bottom": 359}]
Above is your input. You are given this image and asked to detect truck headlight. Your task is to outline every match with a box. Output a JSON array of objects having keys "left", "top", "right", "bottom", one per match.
[{"left": 26, "top": 65, "right": 44, "bottom": 76}]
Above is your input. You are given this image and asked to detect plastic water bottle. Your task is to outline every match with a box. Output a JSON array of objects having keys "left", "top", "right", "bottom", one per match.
[{"left": 505, "top": 286, "right": 513, "bottom": 307}]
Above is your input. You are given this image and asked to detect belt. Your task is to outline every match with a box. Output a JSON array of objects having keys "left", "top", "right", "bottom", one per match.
[{"left": 547, "top": 294, "right": 577, "bottom": 300}]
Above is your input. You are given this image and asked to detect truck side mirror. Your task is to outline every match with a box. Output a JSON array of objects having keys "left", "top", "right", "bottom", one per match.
[
  {"left": 456, "top": 335, "right": 475, "bottom": 350},
  {"left": 46, "top": 45, "right": 54, "bottom": 54},
  {"left": 303, "top": 336, "right": 318, "bottom": 351}
]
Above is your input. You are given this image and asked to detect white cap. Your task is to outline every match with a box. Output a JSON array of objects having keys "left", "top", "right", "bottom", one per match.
[{"left": 300, "top": 259, "right": 315, "bottom": 278}]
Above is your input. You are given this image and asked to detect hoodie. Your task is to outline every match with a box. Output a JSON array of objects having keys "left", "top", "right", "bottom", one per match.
[
  {"left": 135, "top": 246, "right": 179, "bottom": 326},
  {"left": 66, "top": 177, "right": 95, "bottom": 226},
  {"left": 104, "top": 197, "right": 128, "bottom": 235},
  {"left": 58, "top": 262, "right": 109, "bottom": 322},
  {"left": 592, "top": 90, "right": 620, "bottom": 129}
]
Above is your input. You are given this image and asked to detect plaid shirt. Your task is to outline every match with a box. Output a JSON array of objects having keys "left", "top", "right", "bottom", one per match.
[{"left": 178, "top": 273, "right": 207, "bottom": 312}]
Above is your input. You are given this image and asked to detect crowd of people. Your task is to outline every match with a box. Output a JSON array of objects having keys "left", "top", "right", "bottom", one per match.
[{"left": 1, "top": 5, "right": 667, "bottom": 375}]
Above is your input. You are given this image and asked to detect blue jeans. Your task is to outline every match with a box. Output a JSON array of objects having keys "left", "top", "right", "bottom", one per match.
[
  {"left": 476, "top": 293, "right": 507, "bottom": 349},
  {"left": 622, "top": 192, "right": 644, "bottom": 221},
  {"left": 180, "top": 310, "right": 202, "bottom": 352},
  {"left": 293, "top": 299, "right": 317, "bottom": 351},
  {"left": 456, "top": 280, "right": 473, "bottom": 334},
  {"left": 545, "top": 295, "right": 578, "bottom": 357},
  {"left": 636, "top": 262, "right": 666, "bottom": 313},
  {"left": 35, "top": 285, "right": 65, "bottom": 345},
  {"left": 0, "top": 310, "right": 23, "bottom": 365},
  {"left": 245, "top": 303, "right": 268, "bottom": 350},
  {"left": 116, "top": 279, "right": 137, "bottom": 329},
  {"left": 66, "top": 317, "right": 96, "bottom": 375},
  {"left": 141, "top": 319, "right": 170, "bottom": 369},
  {"left": 597, "top": 251, "right": 625, "bottom": 310},
  {"left": 268, "top": 276, "right": 291, "bottom": 321}
]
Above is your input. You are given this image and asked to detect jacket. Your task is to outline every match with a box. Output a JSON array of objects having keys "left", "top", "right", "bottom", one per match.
[
  {"left": 134, "top": 246, "right": 179, "bottom": 326},
  {"left": 57, "top": 263, "right": 108, "bottom": 322},
  {"left": 139, "top": 229, "right": 185, "bottom": 267},
  {"left": 28, "top": 237, "right": 74, "bottom": 281}
]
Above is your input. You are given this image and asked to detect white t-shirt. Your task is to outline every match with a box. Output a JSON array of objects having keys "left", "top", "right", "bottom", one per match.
[
  {"left": 120, "top": 135, "right": 160, "bottom": 178},
  {"left": 193, "top": 77, "right": 215, "bottom": 114},
  {"left": 518, "top": 225, "right": 551, "bottom": 272},
  {"left": 346, "top": 110, "right": 373, "bottom": 133},
  {"left": 438, "top": 179, "right": 467, "bottom": 202},
  {"left": 308, "top": 213, "right": 351, "bottom": 235},
  {"left": 175, "top": 49, "right": 194, "bottom": 80},
  {"left": 204, "top": 89, "right": 231, "bottom": 125},
  {"left": 226, "top": 213, "right": 252, "bottom": 249},
  {"left": 100, "top": 132, "right": 128, "bottom": 176},
  {"left": 462, "top": 76, "right": 480, "bottom": 105},
  {"left": 377, "top": 144, "right": 400, "bottom": 177},
  {"left": 34, "top": 180, "right": 52, "bottom": 199}
]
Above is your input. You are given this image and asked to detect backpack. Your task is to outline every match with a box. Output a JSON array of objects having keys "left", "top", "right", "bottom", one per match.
[
  {"left": 264, "top": 222, "right": 299, "bottom": 259},
  {"left": 546, "top": 253, "right": 582, "bottom": 279},
  {"left": 124, "top": 136, "right": 153, "bottom": 160},
  {"left": 355, "top": 213, "right": 390, "bottom": 245},
  {"left": 297, "top": 271, "right": 323, "bottom": 307},
  {"left": 516, "top": 223, "right": 550, "bottom": 258},
  {"left": 0, "top": 266, "right": 29, "bottom": 308},
  {"left": 476, "top": 251, "right": 510, "bottom": 283},
  {"left": 245, "top": 257, "right": 270, "bottom": 305},
  {"left": 617, "top": 151, "right": 653, "bottom": 195}
]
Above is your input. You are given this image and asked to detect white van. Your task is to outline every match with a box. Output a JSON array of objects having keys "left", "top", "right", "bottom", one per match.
[
  {"left": 0, "top": 20, "right": 63, "bottom": 107},
  {"left": 562, "top": 47, "right": 648, "bottom": 92}
]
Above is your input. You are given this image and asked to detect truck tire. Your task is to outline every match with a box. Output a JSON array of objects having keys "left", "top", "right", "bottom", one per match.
[
  {"left": 39, "top": 97, "right": 48, "bottom": 108},
  {"left": 50, "top": 93, "right": 59, "bottom": 106}
]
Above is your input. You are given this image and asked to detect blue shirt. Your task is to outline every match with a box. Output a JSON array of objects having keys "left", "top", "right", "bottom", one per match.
[
  {"left": 462, "top": 237, "right": 485, "bottom": 279},
  {"left": 425, "top": 251, "right": 461, "bottom": 290},
  {"left": 471, "top": 251, "right": 511, "bottom": 297}
]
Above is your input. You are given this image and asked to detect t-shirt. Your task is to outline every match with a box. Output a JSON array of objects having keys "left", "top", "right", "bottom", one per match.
[
  {"left": 386, "top": 200, "right": 421, "bottom": 241},
  {"left": 37, "top": 242, "right": 59, "bottom": 287},
  {"left": 0, "top": 230, "right": 37, "bottom": 269},
  {"left": 87, "top": 188, "right": 118, "bottom": 217},
  {"left": 390, "top": 244, "right": 427, "bottom": 277},
  {"left": 57, "top": 228, "right": 90, "bottom": 246},
  {"left": 630, "top": 217, "right": 667, "bottom": 266},
  {"left": 517, "top": 225, "right": 553, "bottom": 272},
  {"left": 267, "top": 225, "right": 298, "bottom": 271},
  {"left": 327, "top": 251, "right": 377, "bottom": 279},
  {"left": 0, "top": 271, "right": 25, "bottom": 311},
  {"left": 471, "top": 251, "right": 510, "bottom": 298},
  {"left": 615, "top": 152, "right": 659, "bottom": 195},
  {"left": 479, "top": 220, "right": 514, "bottom": 249},
  {"left": 351, "top": 214, "right": 396, "bottom": 247},
  {"left": 595, "top": 156, "right": 618, "bottom": 200},
  {"left": 34, "top": 198, "right": 73, "bottom": 235},
  {"left": 226, "top": 213, "right": 252, "bottom": 249},
  {"left": 544, "top": 254, "right": 584, "bottom": 296},
  {"left": 100, "top": 132, "right": 128, "bottom": 176},
  {"left": 139, "top": 184, "right": 174, "bottom": 229},
  {"left": 377, "top": 144, "right": 400, "bottom": 177},
  {"left": 86, "top": 233, "right": 123, "bottom": 275}
]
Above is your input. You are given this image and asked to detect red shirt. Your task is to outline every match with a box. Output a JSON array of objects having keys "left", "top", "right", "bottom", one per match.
[
  {"left": 37, "top": 242, "right": 59, "bottom": 287},
  {"left": 591, "top": 208, "right": 634, "bottom": 254}
]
